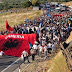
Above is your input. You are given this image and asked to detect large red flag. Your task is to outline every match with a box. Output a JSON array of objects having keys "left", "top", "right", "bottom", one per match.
[
  {"left": 0, "top": 34, "right": 36, "bottom": 57},
  {"left": 6, "top": 20, "right": 13, "bottom": 31}
]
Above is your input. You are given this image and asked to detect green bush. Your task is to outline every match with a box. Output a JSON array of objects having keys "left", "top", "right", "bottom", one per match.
[
  {"left": 22, "top": 0, "right": 32, "bottom": 8},
  {"left": 0, "top": 0, "right": 71, "bottom": 10}
]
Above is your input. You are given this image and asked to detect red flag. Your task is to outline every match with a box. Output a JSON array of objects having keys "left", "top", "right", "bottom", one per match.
[
  {"left": 6, "top": 20, "right": 13, "bottom": 31},
  {"left": 0, "top": 34, "right": 36, "bottom": 57},
  {"left": 59, "top": 20, "right": 60, "bottom": 24}
]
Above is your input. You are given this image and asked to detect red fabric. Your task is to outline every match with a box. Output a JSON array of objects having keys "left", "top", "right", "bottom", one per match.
[
  {"left": 38, "top": 18, "right": 40, "bottom": 21},
  {"left": 42, "top": 45, "right": 44, "bottom": 53},
  {"left": 0, "top": 34, "right": 36, "bottom": 57},
  {"left": 6, "top": 20, "right": 13, "bottom": 31},
  {"left": 54, "top": 14, "right": 64, "bottom": 17},
  {"left": 59, "top": 20, "right": 60, "bottom": 24},
  {"left": 59, "top": 37, "right": 61, "bottom": 43}
]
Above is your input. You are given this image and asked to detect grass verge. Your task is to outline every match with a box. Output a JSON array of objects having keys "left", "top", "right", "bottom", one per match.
[
  {"left": 0, "top": 10, "right": 43, "bottom": 31},
  {"left": 58, "top": 1, "right": 72, "bottom": 6},
  {"left": 48, "top": 51, "right": 70, "bottom": 72}
]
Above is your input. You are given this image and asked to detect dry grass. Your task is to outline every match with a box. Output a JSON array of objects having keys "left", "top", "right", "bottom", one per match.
[
  {"left": 66, "top": 31, "right": 72, "bottom": 43},
  {"left": 48, "top": 51, "right": 70, "bottom": 72},
  {"left": 23, "top": 57, "right": 52, "bottom": 72},
  {"left": 62, "top": 1, "right": 72, "bottom": 6},
  {"left": 0, "top": 10, "right": 43, "bottom": 31},
  {"left": 22, "top": 51, "right": 70, "bottom": 72}
]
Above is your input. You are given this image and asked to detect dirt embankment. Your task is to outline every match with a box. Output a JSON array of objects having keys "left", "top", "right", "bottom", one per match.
[{"left": 62, "top": 1, "right": 72, "bottom": 6}]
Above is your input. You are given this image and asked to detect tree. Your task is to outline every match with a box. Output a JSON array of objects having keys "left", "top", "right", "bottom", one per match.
[
  {"left": 22, "top": 0, "right": 32, "bottom": 8},
  {"left": 32, "top": 0, "right": 39, "bottom": 6}
]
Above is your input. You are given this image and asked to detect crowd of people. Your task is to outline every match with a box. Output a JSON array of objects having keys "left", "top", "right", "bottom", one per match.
[
  {"left": 0, "top": 4, "right": 72, "bottom": 63},
  {"left": 21, "top": 9, "right": 72, "bottom": 63}
]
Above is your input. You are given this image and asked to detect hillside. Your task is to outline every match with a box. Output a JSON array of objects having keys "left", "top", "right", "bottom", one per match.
[
  {"left": 0, "top": 10, "right": 43, "bottom": 31},
  {"left": 48, "top": 51, "right": 70, "bottom": 72},
  {"left": 62, "top": 1, "right": 72, "bottom": 6},
  {"left": 21, "top": 51, "right": 70, "bottom": 72}
]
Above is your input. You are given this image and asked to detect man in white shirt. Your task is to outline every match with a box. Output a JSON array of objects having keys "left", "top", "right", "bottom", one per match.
[
  {"left": 22, "top": 49, "right": 30, "bottom": 63},
  {"left": 52, "top": 43, "right": 55, "bottom": 52},
  {"left": 48, "top": 42, "right": 52, "bottom": 54},
  {"left": 32, "top": 43, "right": 38, "bottom": 50},
  {"left": 38, "top": 45, "right": 43, "bottom": 57},
  {"left": 48, "top": 42, "right": 52, "bottom": 48},
  {"left": 44, "top": 44, "right": 48, "bottom": 59},
  {"left": 30, "top": 48, "right": 36, "bottom": 61}
]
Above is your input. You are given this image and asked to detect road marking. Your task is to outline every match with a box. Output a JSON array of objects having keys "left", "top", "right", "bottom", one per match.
[
  {"left": 21, "top": 56, "right": 39, "bottom": 72},
  {"left": 1, "top": 58, "right": 21, "bottom": 72},
  {"left": 23, "top": 63, "right": 30, "bottom": 70},
  {"left": 21, "top": 63, "right": 31, "bottom": 72},
  {"left": 47, "top": 65, "right": 53, "bottom": 72}
]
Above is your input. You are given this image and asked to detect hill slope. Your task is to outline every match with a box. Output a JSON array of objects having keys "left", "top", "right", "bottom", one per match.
[
  {"left": 62, "top": 1, "right": 72, "bottom": 6},
  {"left": 47, "top": 51, "right": 70, "bottom": 72},
  {"left": 0, "top": 10, "right": 43, "bottom": 31}
]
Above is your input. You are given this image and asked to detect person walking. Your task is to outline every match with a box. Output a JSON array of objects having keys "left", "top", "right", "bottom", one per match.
[
  {"left": 30, "top": 48, "right": 36, "bottom": 61},
  {"left": 48, "top": 42, "right": 52, "bottom": 54},
  {"left": 52, "top": 42, "right": 55, "bottom": 52},
  {"left": 32, "top": 42, "right": 38, "bottom": 54},
  {"left": 22, "top": 49, "right": 30, "bottom": 64},
  {"left": 38, "top": 44, "right": 43, "bottom": 57},
  {"left": 44, "top": 44, "right": 48, "bottom": 59}
]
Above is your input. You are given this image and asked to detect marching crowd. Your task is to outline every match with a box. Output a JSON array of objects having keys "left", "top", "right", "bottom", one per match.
[
  {"left": 21, "top": 10, "right": 72, "bottom": 63},
  {"left": 0, "top": 5, "right": 72, "bottom": 63}
]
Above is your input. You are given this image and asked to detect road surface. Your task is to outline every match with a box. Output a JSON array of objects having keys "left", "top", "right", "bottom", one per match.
[{"left": 0, "top": 55, "right": 22, "bottom": 72}]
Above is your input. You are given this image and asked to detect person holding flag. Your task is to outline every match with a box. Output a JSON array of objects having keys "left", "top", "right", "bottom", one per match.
[
  {"left": 25, "top": 21, "right": 27, "bottom": 27},
  {"left": 47, "top": 13, "right": 51, "bottom": 18},
  {"left": 28, "top": 42, "right": 33, "bottom": 49},
  {"left": 22, "top": 49, "right": 30, "bottom": 63},
  {"left": 34, "top": 20, "right": 35, "bottom": 25},
  {"left": 26, "top": 18, "right": 29, "bottom": 23},
  {"left": 6, "top": 20, "right": 13, "bottom": 32},
  {"left": 39, "top": 19, "right": 43, "bottom": 28}
]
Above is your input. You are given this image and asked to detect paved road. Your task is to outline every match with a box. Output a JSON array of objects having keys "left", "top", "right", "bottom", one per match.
[{"left": 0, "top": 55, "right": 23, "bottom": 72}]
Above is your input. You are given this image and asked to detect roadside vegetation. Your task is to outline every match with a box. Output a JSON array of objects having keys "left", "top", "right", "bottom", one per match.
[
  {"left": 22, "top": 51, "right": 70, "bottom": 72},
  {"left": 0, "top": 0, "right": 71, "bottom": 11},
  {"left": 0, "top": 10, "right": 43, "bottom": 31},
  {"left": 49, "top": 51, "right": 70, "bottom": 72},
  {"left": 62, "top": 1, "right": 72, "bottom": 6},
  {"left": 0, "top": 0, "right": 71, "bottom": 72}
]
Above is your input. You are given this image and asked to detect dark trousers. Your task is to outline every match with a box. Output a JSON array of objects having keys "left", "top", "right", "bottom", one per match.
[
  {"left": 47, "top": 48, "right": 52, "bottom": 54},
  {"left": 23, "top": 56, "right": 30, "bottom": 63},
  {"left": 32, "top": 54, "right": 35, "bottom": 61}
]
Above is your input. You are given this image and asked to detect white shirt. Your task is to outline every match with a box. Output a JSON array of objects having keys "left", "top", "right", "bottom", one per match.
[
  {"left": 52, "top": 44, "right": 55, "bottom": 50},
  {"left": 48, "top": 43, "right": 52, "bottom": 48},
  {"left": 33, "top": 44, "right": 38, "bottom": 50},
  {"left": 39, "top": 46, "right": 43, "bottom": 52},
  {"left": 22, "top": 50, "right": 28, "bottom": 57},
  {"left": 0, "top": 51, "right": 4, "bottom": 56},
  {"left": 34, "top": 41, "right": 38, "bottom": 44},
  {"left": 44, "top": 46, "right": 48, "bottom": 52}
]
